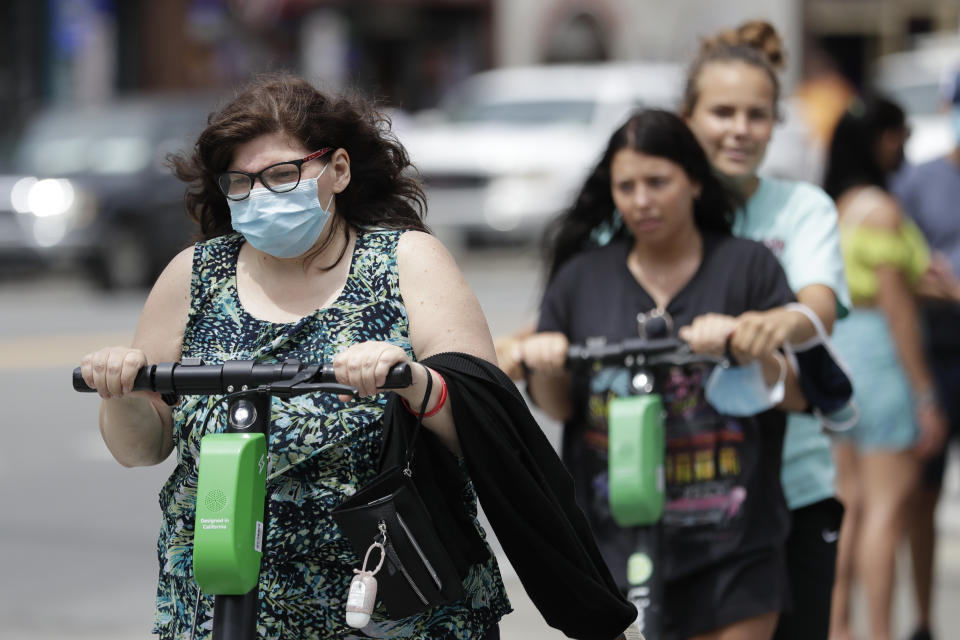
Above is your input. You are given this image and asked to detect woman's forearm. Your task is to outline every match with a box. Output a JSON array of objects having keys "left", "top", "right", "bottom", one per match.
[
  {"left": 396, "top": 364, "right": 460, "bottom": 454},
  {"left": 99, "top": 395, "right": 173, "bottom": 467},
  {"left": 526, "top": 371, "right": 574, "bottom": 422},
  {"left": 793, "top": 284, "right": 839, "bottom": 339},
  {"left": 875, "top": 266, "right": 935, "bottom": 395},
  {"left": 759, "top": 352, "right": 806, "bottom": 412},
  {"left": 914, "top": 269, "right": 960, "bottom": 302}
]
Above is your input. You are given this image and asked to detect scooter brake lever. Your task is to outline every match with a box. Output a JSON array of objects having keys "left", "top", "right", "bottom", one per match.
[{"left": 271, "top": 382, "right": 358, "bottom": 399}]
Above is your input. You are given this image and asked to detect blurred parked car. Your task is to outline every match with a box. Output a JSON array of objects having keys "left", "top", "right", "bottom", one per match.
[
  {"left": 0, "top": 94, "right": 215, "bottom": 289},
  {"left": 399, "top": 62, "right": 820, "bottom": 246},
  {"left": 397, "top": 63, "right": 681, "bottom": 245},
  {"left": 873, "top": 35, "right": 960, "bottom": 164}
]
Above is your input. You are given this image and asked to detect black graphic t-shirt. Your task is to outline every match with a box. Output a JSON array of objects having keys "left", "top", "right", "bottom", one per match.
[{"left": 537, "top": 234, "right": 795, "bottom": 589}]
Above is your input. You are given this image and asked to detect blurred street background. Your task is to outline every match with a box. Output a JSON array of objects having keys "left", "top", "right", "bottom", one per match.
[{"left": 3, "top": 0, "right": 960, "bottom": 638}]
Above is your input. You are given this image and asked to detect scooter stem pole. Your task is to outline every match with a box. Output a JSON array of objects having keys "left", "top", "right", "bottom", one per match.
[
  {"left": 208, "top": 390, "right": 271, "bottom": 640},
  {"left": 212, "top": 589, "right": 258, "bottom": 640}
]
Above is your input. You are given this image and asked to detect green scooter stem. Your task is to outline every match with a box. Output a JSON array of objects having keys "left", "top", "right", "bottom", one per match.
[
  {"left": 607, "top": 394, "right": 665, "bottom": 527},
  {"left": 194, "top": 432, "right": 268, "bottom": 595}
]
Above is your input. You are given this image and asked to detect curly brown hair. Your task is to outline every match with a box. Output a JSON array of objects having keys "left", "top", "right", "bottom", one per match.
[
  {"left": 169, "top": 72, "right": 428, "bottom": 251},
  {"left": 681, "top": 20, "right": 786, "bottom": 118}
]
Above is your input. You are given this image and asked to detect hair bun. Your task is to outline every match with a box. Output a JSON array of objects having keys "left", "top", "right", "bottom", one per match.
[{"left": 703, "top": 20, "right": 785, "bottom": 71}]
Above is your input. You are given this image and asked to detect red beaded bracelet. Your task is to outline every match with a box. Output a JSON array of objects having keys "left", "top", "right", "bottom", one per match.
[{"left": 401, "top": 369, "right": 448, "bottom": 418}]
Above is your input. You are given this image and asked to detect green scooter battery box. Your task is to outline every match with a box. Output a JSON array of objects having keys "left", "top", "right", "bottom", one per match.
[
  {"left": 194, "top": 432, "right": 267, "bottom": 595},
  {"left": 608, "top": 395, "right": 665, "bottom": 527}
]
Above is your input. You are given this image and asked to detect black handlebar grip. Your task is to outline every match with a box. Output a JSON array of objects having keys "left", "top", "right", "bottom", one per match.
[
  {"left": 72, "top": 368, "right": 92, "bottom": 391},
  {"left": 384, "top": 362, "right": 414, "bottom": 388},
  {"left": 72, "top": 366, "right": 154, "bottom": 392},
  {"left": 319, "top": 361, "right": 413, "bottom": 389}
]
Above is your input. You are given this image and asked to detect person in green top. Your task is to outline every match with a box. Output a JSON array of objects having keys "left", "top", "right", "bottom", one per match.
[
  {"left": 822, "top": 95, "right": 948, "bottom": 640},
  {"left": 680, "top": 21, "right": 850, "bottom": 640}
]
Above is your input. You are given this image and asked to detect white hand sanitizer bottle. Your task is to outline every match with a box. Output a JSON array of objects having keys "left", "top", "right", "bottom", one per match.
[{"left": 346, "top": 572, "right": 378, "bottom": 628}]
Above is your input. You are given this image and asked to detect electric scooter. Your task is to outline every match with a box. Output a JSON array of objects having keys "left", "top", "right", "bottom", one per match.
[
  {"left": 566, "top": 336, "right": 724, "bottom": 640},
  {"left": 72, "top": 358, "right": 412, "bottom": 640}
]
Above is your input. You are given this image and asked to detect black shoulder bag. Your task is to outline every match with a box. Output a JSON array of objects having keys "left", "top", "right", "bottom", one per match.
[{"left": 332, "top": 370, "right": 465, "bottom": 619}]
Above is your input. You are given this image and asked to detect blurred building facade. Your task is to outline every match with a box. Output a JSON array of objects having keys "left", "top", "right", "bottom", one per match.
[
  {"left": 496, "top": 0, "right": 804, "bottom": 85},
  {"left": 2, "top": 0, "right": 959, "bottom": 168},
  {"left": 0, "top": 0, "right": 496, "bottom": 167},
  {"left": 806, "top": 0, "right": 960, "bottom": 86}
]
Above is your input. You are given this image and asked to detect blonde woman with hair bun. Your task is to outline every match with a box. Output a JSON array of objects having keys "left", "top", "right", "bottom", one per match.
[{"left": 682, "top": 20, "right": 851, "bottom": 640}]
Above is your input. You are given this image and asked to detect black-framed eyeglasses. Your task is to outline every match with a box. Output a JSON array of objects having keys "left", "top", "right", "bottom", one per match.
[{"left": 216, "top": 147, "right": 332, "bottom": 201}]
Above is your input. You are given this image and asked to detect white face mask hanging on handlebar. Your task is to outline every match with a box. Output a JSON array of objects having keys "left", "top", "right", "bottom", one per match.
[
  {"left": 704, "top": 303, "right": 858, "bottom": 428},
  {"left": 704, "top": 355, "right": 787, "bottom": 417}
]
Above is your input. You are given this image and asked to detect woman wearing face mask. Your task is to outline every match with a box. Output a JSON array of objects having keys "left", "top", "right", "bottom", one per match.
[
  {"left": 77, "top": 74, "right": 640, "bottom": 640},
  {"left": 823, "top": 95, "right": 948, "bottom": 640},
  {"left": 522, "top": 109, "right": 807, "bottom": 640},
  {"left": 680, "top": 21, "right": 850, "bottom": 640}
]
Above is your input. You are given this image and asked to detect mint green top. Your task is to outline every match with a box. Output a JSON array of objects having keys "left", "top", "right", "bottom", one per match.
[{"left": 734, "top": 177, "right": 851, "bottom": 509}]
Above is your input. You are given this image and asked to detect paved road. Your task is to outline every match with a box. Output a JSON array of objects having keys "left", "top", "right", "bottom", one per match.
[{"left": 1, "top": 250, "right": 959, "bottom": 639}]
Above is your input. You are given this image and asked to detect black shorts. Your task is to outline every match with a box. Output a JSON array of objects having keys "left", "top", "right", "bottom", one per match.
[
  {"left": 922, "top": 355, "right": 960, "bottom": 488},
  {"left": 772, "top": 497, "right": 844, "bottom": 640},
  {"left": 662, "top": 548, "right": 789, "bottom": 639}
]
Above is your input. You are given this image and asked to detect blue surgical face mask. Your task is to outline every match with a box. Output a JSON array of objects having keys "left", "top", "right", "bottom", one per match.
[
  {"left": 228, "top": 167, "right": 334, "bottom": 258},
  {"left": 704, "top": 358, "right": 786, "bottom": 417}
]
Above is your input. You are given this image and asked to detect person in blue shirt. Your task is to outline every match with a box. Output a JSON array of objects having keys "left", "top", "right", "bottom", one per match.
[
  {"left": 891, "top": 70, "right": 960, "bottom": 640},
  {"left": 680, "top": 21, "right": 849, "bottom": 640}
]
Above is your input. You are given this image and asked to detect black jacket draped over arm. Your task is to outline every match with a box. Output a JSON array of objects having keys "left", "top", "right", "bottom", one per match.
[{"left": 379, "top": 352, "right": 636, "bottom": 640}]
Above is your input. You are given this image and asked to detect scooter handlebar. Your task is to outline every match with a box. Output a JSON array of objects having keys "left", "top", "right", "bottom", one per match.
[
  {"left": 566, "top": 336, "right": 726, "bottom": 370},
  {"left": 72, "top": 360, "right": 413, "bottom": 395}
]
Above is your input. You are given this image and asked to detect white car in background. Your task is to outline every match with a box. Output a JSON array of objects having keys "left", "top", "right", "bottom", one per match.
[
  {"left": 873, "top": 36, "right": 960, "bottom": 164},
  {"left": 398, "top": 62, "right": 820, "bottom": 247},
  {"left": 398, "top": 63, "right": 682, "bottom": 246},
  {"left": 0, "top": 95, "right": 215, "bottom": 288}
]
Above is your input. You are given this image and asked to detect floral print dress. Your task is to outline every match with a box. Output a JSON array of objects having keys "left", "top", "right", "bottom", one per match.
[{"left": 152, "top": 230, "right": 511, "bottom": 639}]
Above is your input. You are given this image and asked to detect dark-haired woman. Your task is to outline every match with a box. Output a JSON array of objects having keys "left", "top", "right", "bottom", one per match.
[
  {"left": 823, "top": 96, "right": 947, "bottom": 640},
  {"left": 76, "top": 74, "right": 521, "bottom": 639},
  {"left": 521, "top": 109, "right": 806, "bottom": 640}
]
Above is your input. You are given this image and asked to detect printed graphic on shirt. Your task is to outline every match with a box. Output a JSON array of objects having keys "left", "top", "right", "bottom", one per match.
[{"left": 585, "top": 363, "right": 751, "bottom": 532}]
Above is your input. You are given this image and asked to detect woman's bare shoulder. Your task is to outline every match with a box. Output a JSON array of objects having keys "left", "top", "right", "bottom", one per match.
[
  {"left": 132, "top": 245, "right": 195, "bottom": 361},
  {"left": 839, "top": 186, "right": 901, "bottom": 232}
]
